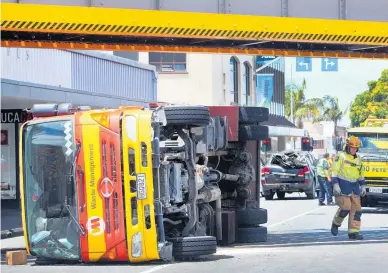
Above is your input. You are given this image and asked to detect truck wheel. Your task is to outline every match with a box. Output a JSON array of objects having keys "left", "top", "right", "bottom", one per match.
[
  {"left": 236, "top": 226, "right": 268, "bottom": 243},
  {"left": 239, "top": 125, "right": 269, "bottom": 141},
  {"left": 236, "top": 208, "right": 268, "bottom": 226},
  {"left": 170, "top": 236, "right": 217, "bottom": 259},
  {"left": 164, "top": 106, "right": 210, "bottom": 127}
]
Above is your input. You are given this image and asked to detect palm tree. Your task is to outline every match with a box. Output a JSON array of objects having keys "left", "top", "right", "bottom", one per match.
[
  {"left": 296, "top": 95, "right": 347, "bottom": 136},
  {"left": 285, "top": 78, "right": 309, "bottom": 128}
]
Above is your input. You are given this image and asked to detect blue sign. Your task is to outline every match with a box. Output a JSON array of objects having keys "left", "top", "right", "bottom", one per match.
[
  {"left": 296, "top": 57, "right": 312, "bottom": 72},
  {"left": 256, "top": 74, "right": 274, "bottom": 107},
  {"left": 256, "top": 55, "right": 277, "bottom": 66},
  {"left": 321, "top": 58, "right": 338, "bottom": 72}
]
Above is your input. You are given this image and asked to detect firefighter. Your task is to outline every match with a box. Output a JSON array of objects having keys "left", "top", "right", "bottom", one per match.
[
  {"left": 317, "top": 153, "right": 333, "bottom": 206},
  {"left": 331, "top": 136, "right": 366, "bottom": 240}
]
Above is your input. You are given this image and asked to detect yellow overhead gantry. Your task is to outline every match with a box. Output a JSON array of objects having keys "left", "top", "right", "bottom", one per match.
[{"left": 1, "top": 3, "right": 388, "bottom": 59}]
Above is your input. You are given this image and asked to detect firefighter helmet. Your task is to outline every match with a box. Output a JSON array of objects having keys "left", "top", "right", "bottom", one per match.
[{"left": 346, "top": 135, "right": 361, "bottom": 148}]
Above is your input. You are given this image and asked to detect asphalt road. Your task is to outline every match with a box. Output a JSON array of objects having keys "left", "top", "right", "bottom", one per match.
[{"left": 2, "top": 193, "right": 388, "bottom": 273}]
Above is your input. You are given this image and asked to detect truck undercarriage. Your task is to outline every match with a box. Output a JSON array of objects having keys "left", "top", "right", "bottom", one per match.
[{"left": 152, "top": 105, "right": 269, "bottom": 258}]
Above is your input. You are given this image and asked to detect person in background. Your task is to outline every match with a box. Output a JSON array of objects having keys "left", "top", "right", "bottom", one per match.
[
  {"left": 331, "top": 136, "right": 366, "bottom": 240},
  {"left": 328, "top": 153, "right": 335, "bottom": 195},
  {"left": 316, "top": 153, "right": 334, "bottom": 206}
]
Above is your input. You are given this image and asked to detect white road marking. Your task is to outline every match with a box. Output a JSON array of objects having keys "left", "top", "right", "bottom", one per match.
[
  {"left": 140, "top": 264, "right": 172, "bottom": 273},
  {"left": 217, "top": 239, "right": 388, "bottom": 255},
  {"left": 217, "top": 247, "right": 287, "bottom": 255},
  {"left": 266, "top": 206, "right": 326, "bottom": 228}
]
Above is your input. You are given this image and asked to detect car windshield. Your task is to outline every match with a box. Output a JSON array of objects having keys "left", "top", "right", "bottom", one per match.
[
  {"left": 349, "top": 132, "right": 388, "bottom": 160},
  {"left": 22, "top": 119, "right": 81, "bottom": 260}
]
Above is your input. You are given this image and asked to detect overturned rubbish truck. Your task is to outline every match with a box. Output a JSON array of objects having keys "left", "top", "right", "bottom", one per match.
[{"left": 19, "top": 103, "right": 268, "bottom": 264}]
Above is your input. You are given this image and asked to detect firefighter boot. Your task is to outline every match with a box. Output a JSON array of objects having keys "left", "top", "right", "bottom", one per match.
[
  {"left": 331, "top": 223, "right": 339, "bottom": 236},
  {"left": 348, "top": 233, "right": 363, "bottom": 240}
]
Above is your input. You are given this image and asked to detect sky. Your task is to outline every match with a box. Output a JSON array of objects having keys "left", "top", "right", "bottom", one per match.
[{"left": 284, "top": 57, "right": 388, "bottom": 127}]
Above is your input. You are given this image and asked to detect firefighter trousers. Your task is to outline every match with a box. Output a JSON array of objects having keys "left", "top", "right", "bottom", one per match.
[{"left": 332, "top": 193, "right": 362, "bottom": 234}]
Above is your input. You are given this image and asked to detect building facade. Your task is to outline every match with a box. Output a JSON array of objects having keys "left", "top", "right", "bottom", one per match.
[
  {"left": 117, "top": 51, "right": 304, "bottom": 153},
  {"left": 1, "top": 48, "right": 157, "bottom": 211}
]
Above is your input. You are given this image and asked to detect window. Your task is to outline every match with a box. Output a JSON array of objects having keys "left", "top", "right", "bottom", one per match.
[
  {"left": 230, "top": 57, "right": 239, "bottom": 104},
  {"left": 243, "top": 62, "right": 251, "bottom": 105},
  {"left": 149, "top": 52, "right": 187, "bottom": 72}
]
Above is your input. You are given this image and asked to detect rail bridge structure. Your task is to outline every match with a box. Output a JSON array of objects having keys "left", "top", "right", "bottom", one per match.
[{"left": 1, "top": 0, "right": 388, "bottom": 58}]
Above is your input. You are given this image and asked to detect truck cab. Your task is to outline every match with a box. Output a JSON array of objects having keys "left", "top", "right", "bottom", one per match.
[{"left": 347, "top": 127, "right": 388, "bottom": 207}]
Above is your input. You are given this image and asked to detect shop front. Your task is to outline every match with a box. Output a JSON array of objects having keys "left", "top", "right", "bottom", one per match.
[{"left": 1, "top": 109, "right": 31, "bottom": 204}]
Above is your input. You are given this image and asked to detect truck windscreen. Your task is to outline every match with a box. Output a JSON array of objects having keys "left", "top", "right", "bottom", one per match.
[
  {"left": 22, "top": 119, "right": 81, "bottom": 260},
  {"left": 349, "top": 132, "right": 388, "bottom": 160}
]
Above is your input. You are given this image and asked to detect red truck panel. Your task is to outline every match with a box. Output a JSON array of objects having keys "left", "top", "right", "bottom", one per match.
[{"left": 208, "top": 106, "right": 239, "bottom": 142}]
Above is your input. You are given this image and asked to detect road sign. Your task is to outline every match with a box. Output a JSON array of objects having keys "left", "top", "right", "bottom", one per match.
[
  {"left": 295, "top": 57, "right": 312, "bottom": 72},
  {"left": 256, "top": 55, "right": 277, "bottom": 66},
  {"left": 321, "top": 58, "right": 338, "bottom": 71}
]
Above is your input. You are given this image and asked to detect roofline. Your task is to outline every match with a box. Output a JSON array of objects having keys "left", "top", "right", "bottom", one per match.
[{"left": 347, "top": 127, "right": 388, "bottom": 133}]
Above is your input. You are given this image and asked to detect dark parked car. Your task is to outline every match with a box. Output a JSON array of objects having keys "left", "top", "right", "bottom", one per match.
[{"left": 260, "top": 150, "right": 318, "bottom": 200}]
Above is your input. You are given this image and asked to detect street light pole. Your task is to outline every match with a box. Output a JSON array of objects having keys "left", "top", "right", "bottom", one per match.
[
  {"left": 290, "top": 89, "right": 294, "bottom": 124},
  {"left": 290, "top": 64, "right": 294, "bottom": 124}
]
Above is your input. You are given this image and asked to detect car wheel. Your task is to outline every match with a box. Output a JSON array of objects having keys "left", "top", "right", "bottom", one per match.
[
  {"left": 263, "top": 192, "right": 274, "bottom": 200},
  {"left": 306, "top": 181, "right": 316, "bottom": 199},
  {"left": 277, "top": 192, "right": 285, "bottom": 200}
]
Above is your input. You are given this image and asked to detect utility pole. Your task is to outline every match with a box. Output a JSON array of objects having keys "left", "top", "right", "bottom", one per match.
[{"left": 290, "top": 64, "right": 294, "bottom": 124}]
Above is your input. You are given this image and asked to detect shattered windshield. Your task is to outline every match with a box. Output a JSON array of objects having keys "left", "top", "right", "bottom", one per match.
[{"left": 22, "top": 119, "right": 81, "bottom": 260}]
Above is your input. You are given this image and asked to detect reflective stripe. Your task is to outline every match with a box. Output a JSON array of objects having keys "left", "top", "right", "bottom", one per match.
[
  {"left": 344, "top": 160, "right": 361, "bottom": 168},
  {"left": 348, "top": 228, "right": 360, "bottom": 233}
]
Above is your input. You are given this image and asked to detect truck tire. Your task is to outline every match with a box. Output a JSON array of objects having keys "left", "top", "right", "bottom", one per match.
[
  {"left": 239, "top": 107, "right": 269, "bottom": 124},
  {"left": 164, "top": 106, "right": 210, "bottom": 127},
  {"left": 170, "top": 236, "right": 217, "bottom": 259},
  {"left": 236, "top": 208, "right": 268, "bottom": 226},
  {"left": 239, "top": 125, "right": 269, "bottom": 141},
  {"left": 236, "top": 226, "right": 268, "bottom": 243}
]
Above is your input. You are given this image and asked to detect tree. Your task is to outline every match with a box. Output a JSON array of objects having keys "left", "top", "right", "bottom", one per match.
[
  {"left": 349, "top": 69, "right": 388, "bottom": 127},
  {"left": 295, "top": 95, "right": 347, "bottom": 136},
  {"left": 285, "top": 78, "right": 309, "bottom": 128}
]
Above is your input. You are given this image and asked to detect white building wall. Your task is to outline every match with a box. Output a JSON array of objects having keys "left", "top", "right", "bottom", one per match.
[
  {"left": 212, "top": 55, "right": 255, "bottom": 106},
  {"left": 138, "top": 52, "right": 256, "bottom": 106}
]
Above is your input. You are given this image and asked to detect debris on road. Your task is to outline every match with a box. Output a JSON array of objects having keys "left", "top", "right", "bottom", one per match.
[{"left": 6, "top": 250, "right": 27, "bottom": 265}]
